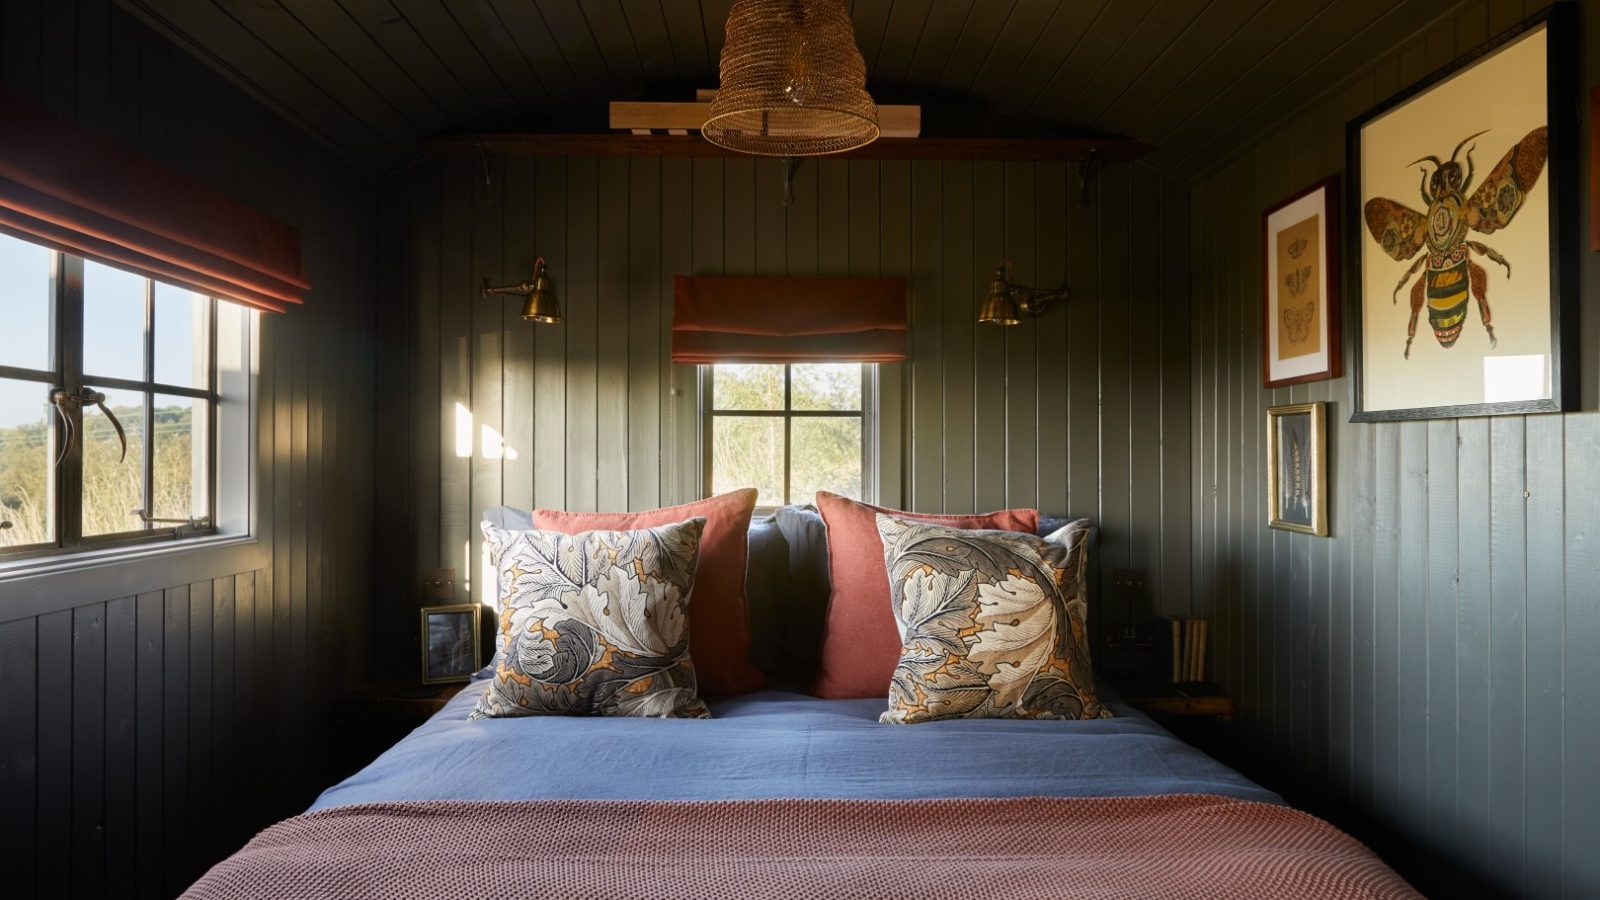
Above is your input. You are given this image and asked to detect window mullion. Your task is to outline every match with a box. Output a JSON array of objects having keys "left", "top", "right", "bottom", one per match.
[
  {"left": 57, "top": 254, "right": 85, "bottom": 549},
  {"left": 782, "top": 364, "right": 792, "bottom": 507},
  {"left": 208, "top": 298, "right": 218, "bottom": 528},
  {"left": 142, "top": 280, "right": 155, "bottom": 531}
]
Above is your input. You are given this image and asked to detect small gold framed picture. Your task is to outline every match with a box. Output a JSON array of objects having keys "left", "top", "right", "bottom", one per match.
[
  {"left": 420, "top": 604, "right": 480, "bottom": 685},
  {"left": 1266, "top": 402, "right": 1328, "bottom": 536}
]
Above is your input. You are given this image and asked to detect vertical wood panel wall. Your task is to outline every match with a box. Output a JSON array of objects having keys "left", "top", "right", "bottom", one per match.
[
  {"left": 0, "top": 2, "right": 377, "bottom": 897},
  {"left": 1188, "top": 1, "right": 1600, "bottom": 897},
  {"left": 374, "top": 155, "right": 1192, "bottom": 678}
]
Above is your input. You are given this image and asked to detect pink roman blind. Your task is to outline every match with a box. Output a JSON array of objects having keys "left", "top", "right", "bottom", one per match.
[
  {"left": 0, "top": 89, "right": 309, "bottom": 312},
  {"left": 671, "top": 275, "right": 907, "bottom": 364}
]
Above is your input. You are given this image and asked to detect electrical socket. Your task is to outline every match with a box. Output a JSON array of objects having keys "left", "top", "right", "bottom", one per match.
[
  {"left": 1111, "top": 568, "right": 1147, "bottom": 598},
  {"left": 422, "top": 568, "right": 456, "bottom": 602}
]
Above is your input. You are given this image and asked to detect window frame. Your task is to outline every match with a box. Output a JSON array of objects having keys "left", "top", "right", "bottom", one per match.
[
  {"left": 700, "top": 362, "right": 876, "bottom": 509},
  {"left": 0, "top": 249, "right": 221, "bottom": 562}
]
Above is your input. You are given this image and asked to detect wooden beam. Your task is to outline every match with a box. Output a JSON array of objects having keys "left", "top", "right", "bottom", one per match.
[
  {"left": 422, "top": 132, "right": 1150, "bottom": 162},
  {"left": 609, "top": 100, "right": 922, "bottom": 138}
]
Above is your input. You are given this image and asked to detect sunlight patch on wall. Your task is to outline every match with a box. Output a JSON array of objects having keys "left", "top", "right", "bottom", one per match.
[
  {"left": 454, "top": 402, "right": 473, "bottom": 458},
  {"left": 480, "top": 423, "right": 517, "bottom": 460}
]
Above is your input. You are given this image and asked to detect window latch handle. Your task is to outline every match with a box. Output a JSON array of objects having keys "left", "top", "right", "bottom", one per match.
[{"left": 50, "top": 387, "right": 127, "bottom": 465}]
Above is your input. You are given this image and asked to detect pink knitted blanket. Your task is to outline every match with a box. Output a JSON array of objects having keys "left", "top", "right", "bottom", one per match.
[{"left": 182, "top": 794, "right": 1420, "bottom": 900}]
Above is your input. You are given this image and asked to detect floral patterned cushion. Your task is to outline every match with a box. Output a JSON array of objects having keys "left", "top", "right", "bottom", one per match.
[
  {"left": 875, "top": 515, "right": 1111, "bottom": 724},
  {"left": 471, "top": 518, "right": 710, "bottom": 719}
]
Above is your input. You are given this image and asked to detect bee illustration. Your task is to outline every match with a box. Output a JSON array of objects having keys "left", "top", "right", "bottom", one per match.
[
  {"left": 1362, "top": 126, "right": 1548, "bottom": 358},
  {"left": 1287, "top": 237, "right": 1308, "bottom": 259}
]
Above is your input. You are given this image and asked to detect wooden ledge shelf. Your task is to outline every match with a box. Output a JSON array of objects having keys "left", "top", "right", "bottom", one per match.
[{"left": 421, "top": 132, "right": 1150, "bottom": 162}]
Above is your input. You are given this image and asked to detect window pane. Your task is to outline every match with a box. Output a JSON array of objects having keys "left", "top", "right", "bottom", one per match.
[
  {"left": 0, "top": 234, "right": 53, "bottom": 371},
  {"left": 83, "top": 261, "right": 146, "bottom": 380},
  {"left": 154, "top": 284, "right": 209, "bottom": 388},
  {"left": 711, "top": 415, "right": 783, "bottom": 507},
  {"left": 0, "top": 379, "right": 54, "bottom": 547},
  {"left": 713, "top": 364, "right": 784, "bottom": 411},
  {"left": 82, "top": 388, "right": 145, "bottom": 536},
  {"left": 791, "top": 417, "right": 862, "bottom": 502},
  {"left": 791, "top": 364, "right": 861, "bottom": 411},
  {"left": 153, "top": 394, "right": 207, "bottom": 521}
]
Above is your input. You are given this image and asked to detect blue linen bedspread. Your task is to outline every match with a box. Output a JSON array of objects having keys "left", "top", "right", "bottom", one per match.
[{"left": 311, "top": 685, "right": 1278, "bottom": 811}]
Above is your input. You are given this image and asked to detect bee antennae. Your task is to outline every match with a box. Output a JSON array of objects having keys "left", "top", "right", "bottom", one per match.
[
  {"left": 1407, "top": 155, "right": 1443, "bottom": 171},
  {"left": 1450, "top": 130, "right": 1490, "bottom": 163}
]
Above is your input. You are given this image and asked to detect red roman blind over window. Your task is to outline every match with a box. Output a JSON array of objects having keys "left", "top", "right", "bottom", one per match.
[
  {"left": 671, "top": 275, "right": 907, "bottom": 364},
  {"left": 0, "top": 89, "right": 309, "bottom": 313}
]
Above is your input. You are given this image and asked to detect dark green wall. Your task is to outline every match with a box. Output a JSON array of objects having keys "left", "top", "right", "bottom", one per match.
[
  {"left": 1188, "top": 1, "right": 1599, "bottom": 896},
  {"left": 372, "top": 154, "right": 1193, "bottom": 681},
  {"left": 0, "top": 1, "right": 378, "bottom": 897}
]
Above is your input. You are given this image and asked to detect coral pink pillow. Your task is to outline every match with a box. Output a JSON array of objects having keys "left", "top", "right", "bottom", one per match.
[
  {"left": 533, "top": 489, "right": 766, "bottom": 696},
  {"left": 811, "top": 492, "right": 1038, "bottom": 699}
]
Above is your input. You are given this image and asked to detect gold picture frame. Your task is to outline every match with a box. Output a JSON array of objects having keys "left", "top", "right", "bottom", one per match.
[
  {"left": 420, "top": 603, "right": 480, "bottom": 685},
  {"left": 1266, "top": 402, "right": 1328, "bottom": 536}
]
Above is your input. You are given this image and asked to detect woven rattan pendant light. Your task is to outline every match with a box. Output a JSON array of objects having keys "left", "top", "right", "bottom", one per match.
[{"left": 703, "top": 0, "right": 879, "bottom": 156}]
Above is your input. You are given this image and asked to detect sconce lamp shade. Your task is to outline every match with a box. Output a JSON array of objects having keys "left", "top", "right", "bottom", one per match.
[
  {"left": 521, "top": 260, "right": 560, "bottom": 323},
  {"left": 977, "top": 269, "right": 1020, "bottom": 326},
  {"left": 977, "top": 261, "right": 1068, "bottom": 326},
  {"left": 481, "top": 257, "right": 561, "bottom": 325},
  {"left": 703, "top": 0, "right": 880, "bottom": 157}
]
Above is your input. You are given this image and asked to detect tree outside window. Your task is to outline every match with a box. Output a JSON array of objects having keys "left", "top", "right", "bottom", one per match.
[{"left": 705, "top": 363, "right": 867, "bottom": 508}]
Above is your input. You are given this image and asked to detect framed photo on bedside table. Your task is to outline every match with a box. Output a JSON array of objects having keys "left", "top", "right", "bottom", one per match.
[{"left": 421, "top": 604, "right": 480, "bottom": 684}]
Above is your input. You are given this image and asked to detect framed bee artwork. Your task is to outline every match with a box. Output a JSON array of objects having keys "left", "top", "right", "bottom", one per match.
[
  {"left": 1348, "top": 4, "right": 1576, "bottom": 421},
  {"left": 1266, "top": 402, "right": 1328, "bottom": 537},
  {"left": 1262, "top": 177, "right": 1341, "bottom": 388}
]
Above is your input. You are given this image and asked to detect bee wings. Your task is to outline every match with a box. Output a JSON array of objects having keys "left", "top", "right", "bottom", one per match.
[
  {"left": 1362, "top": 198, "right": 1429, "bottom": 262},
  {"left": 1465, "top": 126, "right": 1548, "bottom": 235}
]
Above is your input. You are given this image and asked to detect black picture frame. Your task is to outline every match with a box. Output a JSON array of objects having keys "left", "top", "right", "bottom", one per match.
[{"left": 1346, "top": 3, "right": 1576, "bottom": 422}]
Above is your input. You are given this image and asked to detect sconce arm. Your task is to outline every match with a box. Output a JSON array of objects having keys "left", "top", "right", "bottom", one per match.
[
  {"left": 480, "top": 277, "right": 535, "bottom": 298},
  {"left": 480, "top": 256, "right": 549, "bottom": 298},
  {"left": 1011, "top": 284, "right": 1071, "bottom": 317}
]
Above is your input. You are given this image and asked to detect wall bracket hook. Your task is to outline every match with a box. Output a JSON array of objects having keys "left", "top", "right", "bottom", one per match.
[
  {"left": 1076, "top": 151, "right": 1102, "bottom": 207},
  {"left": 780, "top": 156, "right": 800, "bottom": 207}
]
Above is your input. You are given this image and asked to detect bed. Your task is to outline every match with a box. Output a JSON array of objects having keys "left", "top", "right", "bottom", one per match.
[
  {"left": 184, "top": 506, "right": 1414, "bottom": 896},
  {"left": 311, "top": 683, "right": 1275, "bottom": 807},
  {"left": 182, "top": 678, "right": 1420, "bottom": 899}
]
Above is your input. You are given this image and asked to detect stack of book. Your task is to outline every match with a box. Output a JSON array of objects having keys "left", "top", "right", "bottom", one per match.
[{"left": 1156, "top": 616, "right": 1209, "bottom": 684}]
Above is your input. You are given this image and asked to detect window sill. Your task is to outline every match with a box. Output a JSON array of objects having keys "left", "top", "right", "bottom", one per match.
[{"left": 0, "top": 533, "right": 269, "bottom": 621}]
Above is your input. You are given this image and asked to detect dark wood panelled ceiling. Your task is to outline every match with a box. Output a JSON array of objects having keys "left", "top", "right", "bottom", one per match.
[{"left": 116, "top": 0, "right": 1471, "bottom": 180}]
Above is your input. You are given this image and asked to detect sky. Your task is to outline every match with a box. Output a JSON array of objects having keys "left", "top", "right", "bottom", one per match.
[{"left": 1, "top": 232, "right": 207, "bottom": 428}]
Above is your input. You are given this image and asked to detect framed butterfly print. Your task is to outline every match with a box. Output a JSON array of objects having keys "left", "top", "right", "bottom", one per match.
[
  {"left": 1348, "top": 4, "right": 1576, "bottom": 421},
  {"left": 1262, "top": 177, "right": 1341, "bottom": 388}
]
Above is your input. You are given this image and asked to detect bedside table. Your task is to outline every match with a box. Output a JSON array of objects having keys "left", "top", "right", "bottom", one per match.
[
  {"left": 1111, "top": 681, "right": 1235, "bottom": 721},
  {"left": 331, "top": 681, "right": 471, "bottom": 720},
  {"left": 325, "top": 682, "right": 473, "bottom": 783},
  {"left": 1108, "top": 681, "right": 1237, "bottom": 760}
]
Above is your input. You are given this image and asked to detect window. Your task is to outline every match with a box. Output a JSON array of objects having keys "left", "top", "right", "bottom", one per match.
[
  {"left": 0, "top": 231, "right": 250, "bottom": 560},
  {"left": 704, "top": 363, "right": 872, "bottom": 508}
]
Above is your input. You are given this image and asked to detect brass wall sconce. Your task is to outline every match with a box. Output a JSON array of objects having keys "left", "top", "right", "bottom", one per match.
[
  {"left": 977, "top": 260, "right": 1070, "bottom": 325},
  {"left": 482, "top": 256, "right": 561, "bottom": 323}
]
